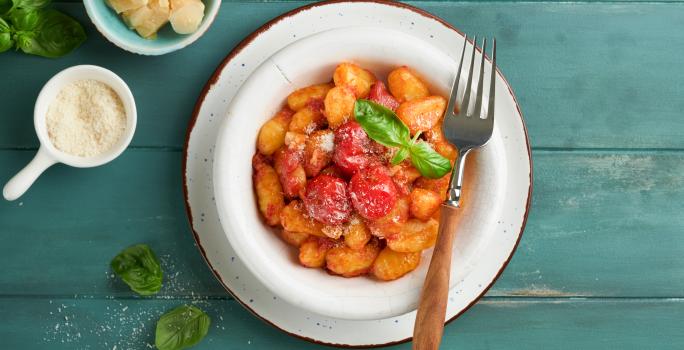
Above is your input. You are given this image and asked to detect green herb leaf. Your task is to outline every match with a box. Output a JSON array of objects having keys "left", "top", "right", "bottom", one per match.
[
  {"left": 0, "top": 17, "right": 10, "bottom": 31},
  {"left": 0, "top": 18, "right": 12, "bottom": 53},
  {"left": 11, "top": 9, "right": 85, "bottom": 57},
  {"left": 0, "top": 0, "right": 12, "bottom": 15},
  {"left": 111, "top": 244, "right": 163, "bottom": 296},
  {"left": 390, "top": 147, "right": 409, "bottom": 165},
  {"left": 354, "top": 98, "right": 452, "bottom": 178},
  {"left": 155, "top": 305, "right": 211, "bottom": 350},
  {"left": 0, "top": 32, "right": 12, "bottom": 52},
  {"left": 354, "top": 99, "right": 410, "bottom": 148},
  {"left": 11, "top": 0, "right": 50, "bottom": 10},
  {"left": 409, "top": 141, "right": 452, "bottom": 179},
  {"left": 8, "top": 8, "right": 39, "bottom": 30}
]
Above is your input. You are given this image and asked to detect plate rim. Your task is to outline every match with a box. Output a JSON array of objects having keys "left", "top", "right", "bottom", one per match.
[{"left": 182, "top": 0, "right": 533, "bottom": 347}]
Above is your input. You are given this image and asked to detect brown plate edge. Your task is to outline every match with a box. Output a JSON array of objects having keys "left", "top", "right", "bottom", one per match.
[{"left": 181, "top": 0, "right": 533, "bottom": 348}]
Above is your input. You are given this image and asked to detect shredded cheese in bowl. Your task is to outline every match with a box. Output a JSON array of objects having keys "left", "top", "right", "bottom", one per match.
[{"left": 46, "top": 79, "right": 127, "bottom": 157}]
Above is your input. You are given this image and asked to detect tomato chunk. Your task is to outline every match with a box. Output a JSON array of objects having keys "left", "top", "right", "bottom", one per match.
[
  {"left": 273, "top": 150, "right": 305, "bottom": 198},
  {"left": 332, "top": 121, "right": 373, "bottom": 176},
  {"left": 304, "top": 174, "right": 352, "bottom": 225},
  {"left": 368, "top": 81, "right": 400, "bottom": 111},
  {"left": 349, "top": 165, "right": 399, "bottom": 219}
]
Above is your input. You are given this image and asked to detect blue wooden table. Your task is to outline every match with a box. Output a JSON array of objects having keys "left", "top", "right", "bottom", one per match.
[{"left": 2, "top": 1, "right": 684, "bottom": 349}]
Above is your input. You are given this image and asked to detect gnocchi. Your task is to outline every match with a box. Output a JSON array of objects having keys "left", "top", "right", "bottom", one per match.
[
  {"left": 299, "top": 237, "right": 337, "bottom": 268},
  {"left": 387, "top": 218, "right": 439, "bottom": 253},
  {"left": 367, "top": 196, "right": 410, "bottom": 238},
  {"left": 371, "top": 248, "right": 421, "bottom": 281},
  {"left": 409, "top": 188, "right": 442, "bottom": 221},
  {"left": 252, "top": 154, "right": 285, "bottom": 226},
  {"left": 287, "top": 83, "right": 333, "bottom": 112},
  {"left": 280, "top": 230, "right": 310, "bottom": 247},
  {"left": 257, "top": 108, "right": 294, "bottom": 156},
  {"left": 324, "top": 86, "right": 357, "bottom": 128},
  {"left": 387, "top": 66, "right": 430, "bottom": 102},
  {"left": 415, "top": 174, "right": 451, "bottom": 200},
  {"left": 344, "top": 214, "right": 372, "bottom": 250},
  {"left": 289, "top": 106, "right": 325, "bottom": 134},
  {"left": 252, "top": 63, "right": 460, "bottom": 280},
  {"left": 333, "top": 63, "right": 377, "bottom": 99},
  {"left": 280, "top": 200, "right": 324, "bottom": 236},
  {"left": 326, "top": 239, "right": 380, "bottom": 277},
  {"left": 396, "top": 96, "right": 447, "bottom": 135}
]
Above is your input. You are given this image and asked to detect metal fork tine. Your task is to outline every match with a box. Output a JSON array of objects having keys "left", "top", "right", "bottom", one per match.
[
  {"left": 487, "top": 38, "right": 497, "bottom": 122},
  {"left": 447, "top": 34, "right": 468, "bottom": 115},
  {"left": 473, "top": 37, "right": 487, "bottom": 119},
  {"left": 460, "top": 36, "right": 479, "bottom": 116}
]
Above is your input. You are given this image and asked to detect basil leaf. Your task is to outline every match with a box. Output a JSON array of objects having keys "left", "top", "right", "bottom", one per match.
[
  {"left": 0, "top": 0, "right": 11, "bottom": 14},
  {"left": 156, "top": 305, "right": 211, "bottom": 350},
  {"left": 111, "top": 244, "right": 163, "bottom": 296},
  {"left": 390, "top": 147, "right": 409, "bottom": 165},
  {"left": 354, "top": 99, "right": 411, "bottom": 148},
  {"left": 0, "top": 33, "right": 11, "bottom": 52},
  {"left": 0, "top": 17, "right": 10, "bottom": 32},
  {"left": 11, "top": 0, "right": 50, "bottom": 10},
  {"left": 0, "top": 18, "right": 12, "bottom": 53},
  {"left": 409, "top": 141, "right": 452, "bottom": 179},
  {"left": 8, "top": 8, "right": 40, "bottom": 30},
  {"left": 14, "top": 9, "right": 85, "bottom": 57}
]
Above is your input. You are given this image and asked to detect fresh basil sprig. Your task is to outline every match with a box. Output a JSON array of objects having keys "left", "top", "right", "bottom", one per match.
[
  {"left": 0, "top": 0, "right": 85, "bottom": 58},
  {"left": 156, "top": 305, "right": 211, "bottom": 350},
  {"left": 354, "top": 99, "right": 452, "bottom": 179},
  {"left": 110, "top": 244, "right": 163, "bottom": 296}
]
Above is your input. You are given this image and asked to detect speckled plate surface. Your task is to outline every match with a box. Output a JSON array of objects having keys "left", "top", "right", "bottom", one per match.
[{"left": 183, "top": 0, "right": 531, "bottom": 347}]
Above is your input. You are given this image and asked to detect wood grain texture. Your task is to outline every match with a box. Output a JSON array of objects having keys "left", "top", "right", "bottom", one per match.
[
  {"left": 1, "top": 2, "right": 684, "bottom": 149},
  {"left": 1, "top": 297, "right": 682, "bottom": 349},
  {"left": 1, "top": 150, "right": 682, "bottom": 298},
  {"left": 413, "top": 205, "right": 460, "bottom": 350},
  {"left": 1, "top": 1, "right": 683, "bottom": 348}
]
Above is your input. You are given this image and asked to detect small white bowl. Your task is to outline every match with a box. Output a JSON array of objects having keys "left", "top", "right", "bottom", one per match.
[
  {"left": 3, "top": 65, "right": 137, "bottom": 201},
  {"left": 214, "top": 27, "right": 507, "bottom": 320}
]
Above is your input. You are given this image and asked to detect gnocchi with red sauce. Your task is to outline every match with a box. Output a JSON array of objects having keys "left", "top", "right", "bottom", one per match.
[{"left": 252, "top": 63, "right": 456, "bottom": 281}]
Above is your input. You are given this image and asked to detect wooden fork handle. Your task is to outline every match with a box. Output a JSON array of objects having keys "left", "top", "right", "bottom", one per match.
[{"left": 413, "top": 204, "right": 460, "bottom": 350}]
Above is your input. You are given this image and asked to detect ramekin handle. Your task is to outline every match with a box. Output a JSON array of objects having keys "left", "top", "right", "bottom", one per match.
[{"left": 3, "top": 147, "right": 56, "bottom": 201}]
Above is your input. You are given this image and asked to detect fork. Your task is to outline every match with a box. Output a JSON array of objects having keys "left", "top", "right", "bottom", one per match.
[{"left": 413, "top": 35, "right": 496, "bottom": 350}]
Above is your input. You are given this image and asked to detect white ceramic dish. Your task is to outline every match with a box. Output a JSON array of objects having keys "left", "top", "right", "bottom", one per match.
[
  {"left": 184, "top": 0, "right": 531, "bottom": 346},
  {"left": 215, "top": 26, "right": 503, "bottom": 320},
  {"left": 3, "top": 65, "right": 136, "bottom": 201}
]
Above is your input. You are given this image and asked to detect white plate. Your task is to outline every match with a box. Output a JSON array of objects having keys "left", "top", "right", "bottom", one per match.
[
  {"left": 215, "top": 25, "right": 509, "bottom": 321},
  {"left": 184, "top": 0, "right": 531, "bottom": 346}
]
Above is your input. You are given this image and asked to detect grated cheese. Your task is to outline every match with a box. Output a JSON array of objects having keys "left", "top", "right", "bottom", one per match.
[{"left": 46, "top": 79, "right": 126, "bottom": 157}]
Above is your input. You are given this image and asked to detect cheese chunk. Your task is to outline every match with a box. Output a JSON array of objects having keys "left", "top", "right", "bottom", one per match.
[
  {"left": 169, "top": 0, "right": 205, "bottom": 34},
  {"left": 107, "top": 0, "right": 148, "bottom": 14}
]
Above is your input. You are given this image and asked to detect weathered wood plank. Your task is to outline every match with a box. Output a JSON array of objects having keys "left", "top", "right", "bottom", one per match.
[
  {"left": 2, "top": 297, "right": 682, "bottom": 349},
  {"left": 1, "top": 150, "right": 682, "bottom": 297},
  {"left": 1, "top": 2, "right": 684, "bottom": 149},
  {"left": 492, "top": 150, "right": 684, "bottom": 297},
  {"left": 0, "top": 150, "right": 227, "bottom": 297}
]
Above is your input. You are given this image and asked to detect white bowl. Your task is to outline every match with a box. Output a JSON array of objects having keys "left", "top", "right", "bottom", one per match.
[
  {"left": 214, "top": 27, "right": 508, "bottom": 320},
  {"left": 3, "top": 65, "right": 136, "bottom": 201}
]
